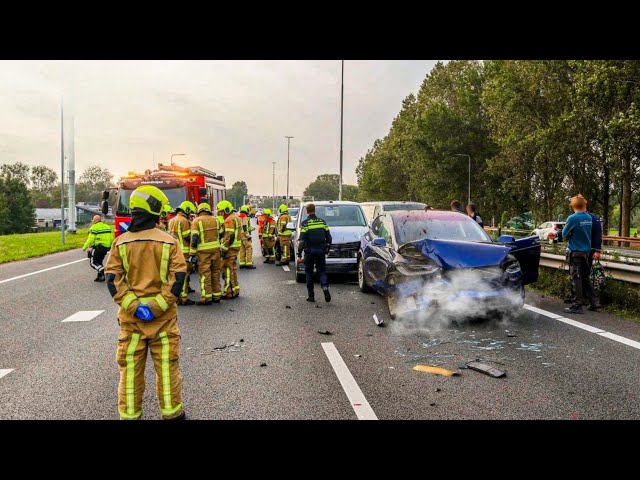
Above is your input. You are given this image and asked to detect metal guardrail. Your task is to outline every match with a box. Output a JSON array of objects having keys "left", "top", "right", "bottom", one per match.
[{"left": 540, "top": 252, "right": 640, "bottom": 285}]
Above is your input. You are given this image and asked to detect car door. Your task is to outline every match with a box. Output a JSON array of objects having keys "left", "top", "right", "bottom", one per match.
[{"left": 509, "top": 235, "right": 541, "bottom": 285}]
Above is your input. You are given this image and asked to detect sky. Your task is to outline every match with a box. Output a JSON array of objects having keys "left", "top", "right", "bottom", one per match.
[{"left": 0, "top": 60, "right": 440, "bottom": 196}]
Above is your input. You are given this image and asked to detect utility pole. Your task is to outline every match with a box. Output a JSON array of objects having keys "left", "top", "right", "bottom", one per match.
[
  {"left": 285, "top": 136, "right": 294, "bottom": 201},
  {"left": 339, "top": 59, "right": 344, "bottom": 201},
  {"left": 60, "top": 97, "right": 65, "bottom": 245},
  {"left": 67, "top": 110, "right": 77, "bottom": 233},
  {"left": 272, "top": 161, "right": 277, "bottom": 211}
]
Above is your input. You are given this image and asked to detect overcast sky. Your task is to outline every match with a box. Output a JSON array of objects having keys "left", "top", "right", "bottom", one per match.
[{"left": 0, "top": 60, "right": 440, "bottom": 196}]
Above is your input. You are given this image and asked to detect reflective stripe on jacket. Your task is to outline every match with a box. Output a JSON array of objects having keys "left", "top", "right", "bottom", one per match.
[
  {"left": 189, "top": 214, "right": 221, "bottom": 253},
  {"left": 83, "top": 221, "right": 114, "bottom": 250},
  {"left": 168, "top": 213, "right": 191, "bottom": 254}
]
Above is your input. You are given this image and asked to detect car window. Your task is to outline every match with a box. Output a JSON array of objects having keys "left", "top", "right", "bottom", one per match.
[
  {"left": 394, "top": 214, "right": 492, "bottom": 244},
  {"left": 300, "top": 205, "right": 366, "bottom": 227},
  {"left": 371, "top": 216, "right": 383, "bottom": 237},
  {"left": 381, "top": 203, "right": 426, "bottom": 212},
  {"left": 380, "top": 217, "right": 393, "bottom": 246}
]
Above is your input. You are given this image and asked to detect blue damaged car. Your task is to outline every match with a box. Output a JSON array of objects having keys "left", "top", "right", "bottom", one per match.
[{"left": 357, "top": 210, "right": 541, "bottom": 319}]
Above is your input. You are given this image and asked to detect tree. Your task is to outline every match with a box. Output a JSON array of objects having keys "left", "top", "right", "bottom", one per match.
[
  {"left": 0, "top": 162, "right": 31, "bottom": 186},
  {"left": 0, "top": 177, "right": 35, "bottom": 234},
  {"left": 303, "top": 174, "right": 358, "bottom": 201},
  {"left": 226, "top": 181, "right": 249, "bottom": 209},
  {"left": 30, "top": 165, "right": 58, "bottom": 193},
  {"left": 76, "top": 165, "right": 114, "bottom": 203}
]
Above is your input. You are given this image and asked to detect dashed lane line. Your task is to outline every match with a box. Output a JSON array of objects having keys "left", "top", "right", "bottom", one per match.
[
  {"left": 61, "top": 310, "right": 105, "bottom": 323},
  {"left": 321, "top": 342, "right": 378, "bottom": 420},
  {"left": 0, "top": 258, "right": 87, "bottom": 285},
  {"left": 0, "top": 369, "right": 14, "bottom": 379}
]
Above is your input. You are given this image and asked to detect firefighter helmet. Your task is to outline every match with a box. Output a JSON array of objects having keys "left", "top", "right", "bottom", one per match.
[
  {"left": 278, "top": 204, "right": 288, "bottom": 214},
  {"left": 264, "top": 208, "right": 272, "bottom": 216},
  {"left": 178, "top": 201, "right": 196, "bottom": 215},
  {"left": 217, "top": 200, "right": 233, "bottom": 214},
  {"left": 240, "top": 205, "right": 250, "bottom": 214},
  {"left": 161, "top": 204, "right": 172, "bottom": 217},
  {"left": 129, "top": 185, "right": 168, "bottom": 216},
  {"left": 197, "top": 202, "right": 211, "bottom": 214}
]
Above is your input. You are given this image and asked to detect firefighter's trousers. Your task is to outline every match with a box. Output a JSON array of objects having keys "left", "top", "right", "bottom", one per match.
[
  {"left": 239, "top": 237, "right": 253, "bottom": 266},
  {"left": 180, "top": 253, "right": 192, "bottom": 301},
  {"left": 222, "top": 248, "right": 240, "bottom": 298},
  {"left": 278, "top": 235, "right": 291, "bottom": 263},
  {"left": 116, "top": 317, "right": 183, "bottom": 420},
  {"left": 198, "top": 249, "right": 222, "bottom": 301}
]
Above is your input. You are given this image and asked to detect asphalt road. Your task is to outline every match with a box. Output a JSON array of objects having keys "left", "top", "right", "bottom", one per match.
[{"left": 2, "top": 226, "right": 640, "bottom": 420}]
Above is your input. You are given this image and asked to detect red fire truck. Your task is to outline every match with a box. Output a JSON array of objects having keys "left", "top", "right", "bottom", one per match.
[{"left": 107, "top": 163, "right": 226, "bottom": 237}]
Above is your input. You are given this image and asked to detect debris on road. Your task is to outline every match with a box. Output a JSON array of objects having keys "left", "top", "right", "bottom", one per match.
[
  {"left": 239, "top": 339, "right": 244, "bottom": 343},
  {"left": 315, "top": 305, "right": 322, "bottom": 309},
  {"left": 370, "top": 302, "right": 375, "bottom": 305},
  {"left": 505, "top": 330, "right": 518, "bottom": 338},
  {"left": 186, "top": 347, "right": 192, "bottom": 350},
  {"left": 373, "top": 314, "right": 384, "bottom": 326},
  {"left": 413, "top": 365, "right": 460, "bottom": 377},
  {"left": 466, "top": 361, "right": 506, "bottom": 378},
  {"left": 260, "top": 362, "right": 267, "bottom": 367},
  {"left": 318, "top": 330, "right": 333, "bottom": 335},
  {"left": 365, "top": 333, "right": 373, "bottom": 337},
  {"left": 354, "top": 354, "right": 362, "bottom": 358},
  {"left": 435, "top": 388, "right": 441, "bottom": 392},
  {"left": 285, "top": 305, "right": 292, "bottom": 309},
  {"left": 229, "top": 309, "right": 235, "bottom": 312},
  {"left": 516, "top": 342, "right": 543, "bottom": 352},
  {"left": 430, "top": 402, "right": 437, "bottom": 407}
]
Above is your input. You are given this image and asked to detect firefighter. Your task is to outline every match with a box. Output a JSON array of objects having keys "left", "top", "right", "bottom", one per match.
[
  {"left": 189, "top": 202, "right": 222, "bottom": 305},
  {"left": 277, "top": 204, "right": 292, "bottom": 266},
  {"left": 218, "top": 200, "right": 242, "bottom": 299},
  {"left": 104, "top": 185, "right": 187, "bottom": 420},
  {"left": 238, "top": 205, "right": 256, "bottom": 269},
  {"left": 257, "top": 210, "right": 268, "bottom": 256},
  {"left": 169, "top": 200, "right": 196, "bottom": 305},
  {"left": 261, "top": 208, "right": 277, "bottom": 264},
  {"left": 82, "top": 214, "right": 114, "bottom": 282},
  {"left": 158, "top": 204, "right": 172, "bottom": 231}
]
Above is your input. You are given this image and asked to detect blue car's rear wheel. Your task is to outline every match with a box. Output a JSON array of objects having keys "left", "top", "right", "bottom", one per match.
[{"left": 358, "top": 256, "right": 372, "bottom": 293}]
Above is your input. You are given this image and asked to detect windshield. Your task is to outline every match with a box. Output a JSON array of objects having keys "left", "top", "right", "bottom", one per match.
[
  {"left": 301, "top": 205, "right": 366, "bottom": 227},
  {"left": 117, "top": 187, "right": 186, "bottom": 215},
  {"left": 383, "top": 203, "right": 425, "bottom": 212},
  {"left": 289, "top": 208, "right": 299, "bottom": 217},
  {"left": 394, "top": 214, "right": 492, "bottom": 244}
]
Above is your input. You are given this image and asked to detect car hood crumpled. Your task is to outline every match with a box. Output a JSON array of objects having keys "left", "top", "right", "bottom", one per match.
[
  {"left": 329, "top": 226, "right": 368, "bottom": 244},
  {"left": 397, "top": 238, "right": 511, "bottom": 269}
]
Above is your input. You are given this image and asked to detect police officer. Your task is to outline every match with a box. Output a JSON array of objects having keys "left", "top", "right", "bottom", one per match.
[
  {"left": 189, "top": 202, "right": 223, "bottom": 305},
  {"left": 169, "top": 201, "right": 196, "bottom": 305},
  {"left": 277, "top": 204, "right": 292, "bottom": 266},
  {"left": 218, "top": 200, "right": 242, "bottom": 299},
  {"left": 104, "top": 185, "right": 187, "bottom": 420},
  {"left": 82, "top": 214, "right": 114, "bottom": 282},
  {"left": 238, "top": 205, "right": 256, "bottom": 269},
  {"left": 297, "top": 203, "right": 332, "bottom": 303}
]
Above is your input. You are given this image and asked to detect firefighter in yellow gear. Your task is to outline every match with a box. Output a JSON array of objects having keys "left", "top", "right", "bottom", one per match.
[
  {"left": 82, "top": 214, "right": 114, "bottom": 282},
  {"left": 158, "top": 204, "right": 172, "bottom": 232},
  {"left": 277, "top": 203, "right": 293, "bottom": 266},
  {"left": 189, "top": 202, "right": 223, "bottom": 305},
  {"left": 238, "top": 205, "right": 256, "bottom": 269},
  {"left": 218, "top": 200, "right": 242, "bottom": 298},
  {"left": 169, "top": 200, "right": 196, "bottom": 305},
  {"left": 105, "top": 185, "right": 187, "bottom": 420},
  {"left": 261, "top": 208, "right": 277, "bottom": 263}
]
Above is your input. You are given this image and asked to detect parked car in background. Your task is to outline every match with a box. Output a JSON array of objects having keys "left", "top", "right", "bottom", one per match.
[
  {"left": 288, "top": 207, "right": 299, "bottom": 224},
  {"left": 360, "top": 201, "right": 428, "bottom": 223},
  {"left": 358, "top": 210, "right": 541, "bottom": 319},
  {"left": 504, "top": 212, "right": 535, "bottom": 230},
  {"left": 532, "top": 221, "right": 565, "bottom": 244},
  {"left": 291, "top": 201, "right": 368, "bottom": 283}
]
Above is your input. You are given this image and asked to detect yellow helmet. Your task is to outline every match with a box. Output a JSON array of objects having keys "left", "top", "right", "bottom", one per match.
[
  {"left": 178, "top": 201, "right": 196, "bottom": 215},
  {"left": 279, "top": 204, "right": 288, "bottom": 214},
  {"left": 217, "top": 200, "right": 233, "bottom": 214},
  {"left": 240, "top": 205, "right": 250, "bottom": 214},
  {"left": 264, "top": 208, "right": 272, "bottom": 216},
  {"left": 129, "top": 185, "right": 168, "bottom": 216},
  {"left": 161, "top": 204, "right": 172, "bottom": 217},
  {"left": 197, "top": 202, "right": 211, "bottom": 214}
]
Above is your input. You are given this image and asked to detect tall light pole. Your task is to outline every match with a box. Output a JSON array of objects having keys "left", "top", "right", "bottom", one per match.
[
  {"left": 339, "top": 60, "right": 344, "bottom": 201},
  {"left": 272, "top": 161, "right": 277, "bottom": 211},
  {"left": 60, "top": 97, "right": 65, "bottom": 245},
  {"left": 171, "top": 153, "right": 186, "bottom": 166},
  {"left": 285, "top": 136, "right": 294, "bottom": 201},
  {"left": 454, "top": 153, "right": 471, "bottom": 205}
]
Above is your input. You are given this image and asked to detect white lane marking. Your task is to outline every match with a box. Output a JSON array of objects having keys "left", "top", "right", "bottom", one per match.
[
  {"left": 0, "top": 369, "right": 14, "bottom": 379},
  {"left": 61, "top": 310, "right": 105, "bottom": 323},
  {"left": 282, "top": 265, "right": 290, "bottom": 272},
  {"left": 523, "top": 304, "right": 563, "bottom": 319},
  {"left": 597, "top": 332, "right": 640, "bottom": 350},
  {"left": 0, "top": 258, "right": 87, "bottom": 285},
  {"left": 321, "top": 342, "right": 378, "bottom": 420},
  {"left": 555, "top": 317, "right": 606, "bottom": 333}
]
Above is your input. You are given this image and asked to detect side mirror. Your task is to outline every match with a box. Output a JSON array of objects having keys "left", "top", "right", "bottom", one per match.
[
  {"left": 498, "top": 235, "right": 516, "bottom": 244},
  {"left": 100, "top": 200, "right": 109, "bottom": 215},
  {"left": 102, "top": 190, "right": 110, "bottom": 200},
  {"left": 372, "top": 238, "right": 387, "bottom": 247},
  {"left": 199, "top": 187, "right": 207, "bottom": 197},
  {"left": 286, "top": 222, "right": 296, "bottom": 231}
]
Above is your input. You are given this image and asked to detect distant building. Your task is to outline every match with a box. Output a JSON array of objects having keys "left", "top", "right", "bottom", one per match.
[{"left": 34, "top": 204, "right": 112, "bottom": 229}]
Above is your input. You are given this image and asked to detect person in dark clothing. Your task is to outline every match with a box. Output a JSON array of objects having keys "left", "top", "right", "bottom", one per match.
[
  {"left": 450, "top": 200, "right": 465, "bottom": 215},
  {"left": 466, "top": 203, "right": 484, "bottom": 228},
  {"left": 562, "top": 194, "right": 598, "bottom": 314},
  {"left": 297, "top": 203, "right": 332, "bottom": 303}
]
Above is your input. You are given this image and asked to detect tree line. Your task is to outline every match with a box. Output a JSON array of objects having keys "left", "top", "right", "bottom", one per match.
[
  {"left": 0, "top": 162, "right": 114, "bottom": 234},
  {"left": 356, "top": 60, "right": 640, "bottom": 235}
]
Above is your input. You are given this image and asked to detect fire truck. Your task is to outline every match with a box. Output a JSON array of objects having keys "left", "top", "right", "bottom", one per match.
[{"left": 104, "top": 163, "right": 226, "bottom": 237}]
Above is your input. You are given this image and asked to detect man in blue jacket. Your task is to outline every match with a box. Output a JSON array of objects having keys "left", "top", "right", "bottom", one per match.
[{"left": 562, "top": 194, "right": 598, "bottom": 314}]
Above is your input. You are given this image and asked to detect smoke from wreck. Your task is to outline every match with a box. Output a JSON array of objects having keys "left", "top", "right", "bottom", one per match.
[{"left": 390, "top": 267, "right": 523, "bottom": 336}]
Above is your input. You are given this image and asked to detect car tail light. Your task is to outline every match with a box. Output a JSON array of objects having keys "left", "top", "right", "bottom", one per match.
[{"left": 548, "top": 232, "right": 555, "bottom": 240}]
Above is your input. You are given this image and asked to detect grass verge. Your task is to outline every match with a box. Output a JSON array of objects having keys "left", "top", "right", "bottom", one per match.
[
  {"left": 531, "top": 266, "right": 640, "bottom": 323},
  {"left": 0, "top": 228, "right": 90, "bottom": 264}
]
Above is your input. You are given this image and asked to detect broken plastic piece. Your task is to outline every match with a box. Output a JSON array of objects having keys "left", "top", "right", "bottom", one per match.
[
  {"left": 466, "top": 361, "right": 506, "bottom": 378},
  {"left": 318, "top": 330, "right": 333, "bottom": 335},
  {"left": 430, "top": 402, "right": 436, "bottom": 407},
  {"left": 239, "top": 339, "right": 244, "bottom": 343},
  {"left": 413, "top": 365, "right": 459, "bottom": 377},
  {"left": 373, "top": 314, "right": 384, "bottom": 326},
  {"left": 229, "top": 309, "right": 235, "bottom": 312},
  {"left": 354, "top": 354, "right": 362, "bottom": 358},
  {"left": 285, "top": 305, "right": 292, "bottom": 309},
  {"left": 260, "top": 362, "right": 267, "bottom": 367},
  {"left": 435, "top": 388, "right": 441, "bottom": 392},
  {"left": 315, "top": 305, "right": 322, "bottom": 309},
  {"left": 506, "top": 333, "right": 517, "bottom": 338}
]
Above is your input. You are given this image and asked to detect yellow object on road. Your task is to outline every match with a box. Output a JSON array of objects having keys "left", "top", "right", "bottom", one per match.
[{"left": 412, "top": 365, "right": 459, "bottom": 376}]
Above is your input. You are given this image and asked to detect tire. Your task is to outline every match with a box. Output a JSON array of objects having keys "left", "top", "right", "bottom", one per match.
[
  {"left": 295, "top": 266, "right": 305, "bottom": 284},
  {"left": 358, "top": 256, "right": 372, "bottom": 293}
]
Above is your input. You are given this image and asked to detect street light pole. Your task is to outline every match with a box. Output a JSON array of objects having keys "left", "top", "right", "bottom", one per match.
[
  {"left": 339, "top": 60, "right": 344, "bottom": 201},
  {"left": 60, "top": 96, "right": 65, "bottom": 245},
  {"left": 171, "top": 153, "right": 186, "bottom": 166},
  {"left": 272, "top": 161, "right": 277, "bottom": 211},
  {"left": 285, "top": 136, "right": 293, "bottom": 201},
  {"left": 454, "top": 154, "right": 471, "bottom": 205}
]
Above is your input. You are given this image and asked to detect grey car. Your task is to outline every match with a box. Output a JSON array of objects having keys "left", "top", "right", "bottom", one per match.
[
  {"left": 290, "top": 201, "right": 368, "bottom": 283},
  {"left": 360, "top": 201, "right": 428, "bottom": 223}
]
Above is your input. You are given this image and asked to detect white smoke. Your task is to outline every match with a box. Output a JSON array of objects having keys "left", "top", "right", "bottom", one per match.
[{"left": 389, "top": 267, "right": 524, "bottom": 336}]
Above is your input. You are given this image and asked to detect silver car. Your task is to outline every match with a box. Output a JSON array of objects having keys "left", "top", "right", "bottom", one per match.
[
  {"left": 290, "top": 201, "right": 368, "bottom": 283},
  {"left": 360, "top": 201, "right": 428, "bottom": 223}
]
